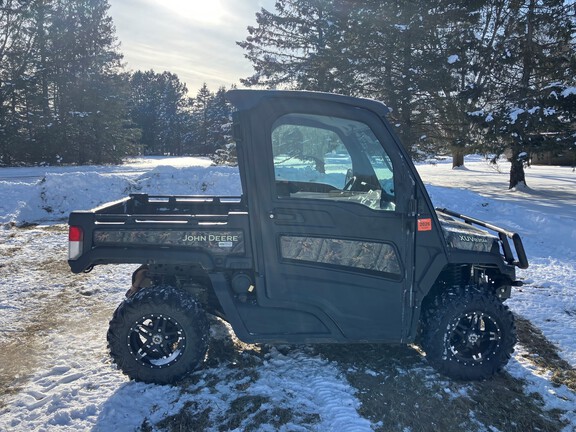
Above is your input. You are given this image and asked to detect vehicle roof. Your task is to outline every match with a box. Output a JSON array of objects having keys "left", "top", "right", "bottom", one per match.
[{"left": 226, "top": 89, "right": 390, "bottom": 116}]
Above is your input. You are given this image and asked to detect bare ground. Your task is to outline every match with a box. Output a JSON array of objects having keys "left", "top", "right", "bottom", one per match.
[{"left": 144, "top": 317, "right": 570, "bottom": 432}]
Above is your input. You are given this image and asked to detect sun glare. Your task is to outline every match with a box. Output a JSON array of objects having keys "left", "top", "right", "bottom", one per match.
[{"left": 156, "top": 0, "right": 225, "bottom": 24}]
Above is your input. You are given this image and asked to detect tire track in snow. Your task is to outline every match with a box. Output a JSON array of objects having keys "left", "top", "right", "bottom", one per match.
[
  {"left": 0, "top": 271, "right": 108, "bottom": 407},
  {"left": 0, "top": 282, "right": 126, "bottom": 430},
  {"left": 247, "top": 348, "right": 373, "bottom": 431},
  {"left": 0, "top": 225, "right": 132, "bottom": 428}
]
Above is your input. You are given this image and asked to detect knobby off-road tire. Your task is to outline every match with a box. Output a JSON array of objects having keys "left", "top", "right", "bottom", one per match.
[
  {"left": 107, "top": 286, "right": 209, "bottom": 384},
  {"left": 421, "top": 287, "right": 516, "bottom": 380}
]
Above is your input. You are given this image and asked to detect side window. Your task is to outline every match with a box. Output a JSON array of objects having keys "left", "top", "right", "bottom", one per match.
[{"left": 272, "top": 114, "right": 395, "bottom": 211}]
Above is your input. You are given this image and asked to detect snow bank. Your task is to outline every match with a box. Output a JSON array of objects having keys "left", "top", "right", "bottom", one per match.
[{"left": 0, "top": 163, "right": 241, "bottom": 225}]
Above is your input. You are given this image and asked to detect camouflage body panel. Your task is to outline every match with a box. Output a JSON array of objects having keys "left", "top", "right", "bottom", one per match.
[
  {"left": 280, "top": 235, "right": 401, "bottom": 275},
  {"left": 93, "top": 230, "right": 245, "bottom": 254},
  {"left": 437, "top": 214, "right": 499, "bottom": 253}
]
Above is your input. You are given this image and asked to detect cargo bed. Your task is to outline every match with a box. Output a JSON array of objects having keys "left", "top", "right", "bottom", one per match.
[{"left": 68, "top": 194, "right": 252, "bottom": 273}]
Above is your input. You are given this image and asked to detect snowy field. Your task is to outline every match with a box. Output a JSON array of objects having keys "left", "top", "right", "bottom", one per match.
[{"left": 0, "top": 155, "right": 575, "bottom": 431}]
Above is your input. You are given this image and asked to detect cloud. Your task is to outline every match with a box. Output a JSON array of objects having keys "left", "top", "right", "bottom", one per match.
[{"left": 108, "top": 0, "right": 275, "bottom": 94}]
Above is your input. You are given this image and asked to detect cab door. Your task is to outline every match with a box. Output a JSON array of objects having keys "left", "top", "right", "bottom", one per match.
[{"left": 235, "top": 93, "right": 416, "bottom": 342}]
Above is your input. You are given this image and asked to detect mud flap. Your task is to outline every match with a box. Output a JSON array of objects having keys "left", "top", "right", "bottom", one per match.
[{"left": 126, "top": 265, "right": 151, "bottom": 298}]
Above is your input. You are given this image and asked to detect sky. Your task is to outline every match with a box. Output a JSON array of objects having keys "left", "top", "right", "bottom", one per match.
[{"left": 107, "top": 0, "right": 275, "bottom": 96}]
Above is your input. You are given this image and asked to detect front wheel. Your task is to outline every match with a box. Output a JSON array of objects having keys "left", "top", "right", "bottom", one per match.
[
  {"left": 107, "top": 286, "right": 209, "bottom": 384},
  {"left": 420, "top": 287, "right": 516, "bottom": 380}
]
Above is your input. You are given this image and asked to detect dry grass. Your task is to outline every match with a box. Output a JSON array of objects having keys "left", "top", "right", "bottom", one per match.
[
  {"left": 153, "top": 401, "right": 212, "bottom": 432},
  {"left": 315, "top": 343, "right": 567, "bottom": 432},
  {"left": 144, "top": 320, "right": 571, "bottom": 432},
  {"left": 0, "top": 291, "right": 72, "bottom": 407}
]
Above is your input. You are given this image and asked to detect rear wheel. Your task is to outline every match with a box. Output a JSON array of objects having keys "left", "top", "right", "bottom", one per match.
[
  {"left": 421, "top": 287, "right": 516, "bottom": 380},
  {"left": 107, "top": 286, "right": 209, "bottom": 384}
]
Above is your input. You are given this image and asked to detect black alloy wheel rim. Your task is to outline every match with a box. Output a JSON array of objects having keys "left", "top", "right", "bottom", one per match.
[
  {"left": 446, "top": 311, "right": 502, "bottom": 365},
  {"left": 128, "top": 313, "right": 186, "bottom": 368}
]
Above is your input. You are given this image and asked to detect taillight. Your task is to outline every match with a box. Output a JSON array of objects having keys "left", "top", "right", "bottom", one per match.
[{"left": 68, "top": 226, "right": 83, "bottom": 259}]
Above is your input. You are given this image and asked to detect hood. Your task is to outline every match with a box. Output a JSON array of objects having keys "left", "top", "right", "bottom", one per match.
[{"left": 436, "top": 211, "right": 499, "bottom": 253}]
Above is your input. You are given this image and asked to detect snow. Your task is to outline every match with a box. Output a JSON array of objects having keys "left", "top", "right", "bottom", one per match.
[
  {"left": 561, "top": 87, "right": 576, "bottom": 97},
  {"left": 1, "top": 155, "right": 575, "bottom": 431},
  {"left": 508, "top": 107, "right": 525, "bottom": 123},
  {"left": 0, "top": 156, "right": 238, "bottom": 225},
  {"left": 447, "top": 54, "right": 459, "bottom": 64}
]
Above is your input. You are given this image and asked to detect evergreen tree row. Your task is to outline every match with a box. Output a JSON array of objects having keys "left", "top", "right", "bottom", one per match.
[
  {"left": 0, "top": 0, "right": 234, "bottom": 166},
  {"left": 0, "top": 0, "right": 135, "bottom": 165},
  {"left": 128, "top": 74, "right": 233, "bottom": 159},
  {"left": 238, "top": 0, "right": 576, "bottom": 187},
  {"left": 2, "top": 0, "right": 575, "bottom": 187}
]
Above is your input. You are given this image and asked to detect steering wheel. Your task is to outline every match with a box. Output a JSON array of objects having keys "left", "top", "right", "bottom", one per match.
[{"left": 343, "top": 169, "right": 356, "bottom": 191}]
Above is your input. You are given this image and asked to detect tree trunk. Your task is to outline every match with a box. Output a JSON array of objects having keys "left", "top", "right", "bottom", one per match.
[
  {"left": 452, "top": 146, "right": 465, "bottom": 168},
  {"left": 508, "top": 150, "right": 527, "bottom": 189},
  {"left": 508, "top": 0, "right": 533, "bottom": 191}
]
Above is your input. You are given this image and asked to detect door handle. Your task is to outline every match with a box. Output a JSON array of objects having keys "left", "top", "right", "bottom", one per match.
[
  {"left": 269, "top": 210, "right": 303, "bottom": 223},
  {"left": 270, "top": 211, "right": 295, "bottom": 221}
]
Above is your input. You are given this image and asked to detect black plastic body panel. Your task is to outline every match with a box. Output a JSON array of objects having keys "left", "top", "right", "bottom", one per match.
[
  {"left": 228, "top": 89, "right": 448, "bottom": 343},
  {"left": 68, "top": 194, "right": 253, "bottom": 274}
]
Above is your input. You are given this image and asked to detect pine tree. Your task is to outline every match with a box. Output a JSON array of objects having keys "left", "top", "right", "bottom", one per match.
[
  {"left": 128, "top": 70, "right": 189, "bottom": 156},
  {"left": 1, "top": 0, "right": 136, "bottom": 165},
  {"left": 416, "top": 0, "right": 487, "bottom": 167},
  {"left": 0, "top": 0, "right": 41, "bottom": 165},
  {"left": 472, "top": 0, "right": 575, "bottom": 188},
  {"left": 238, "top": 0, "right": 490, "bottom": 160},
  {"left": 47, "top": 0, "right": 131, "bottom": 164},
  {"left": 237, "top": 0, "right": 357, "bottom": 93},
  {"left": 207, "top": 87, "right": 235, "bottom": 165},
  {"left": 206, "top": 87, "right": 232, "bottom": 154},
  {"left": 238, "top": 0, "right": 576, "bottom": 179},
  {"left": 189, "top": 83, "right": 214, "bottom": 155}
]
